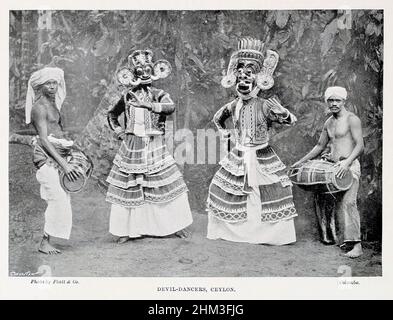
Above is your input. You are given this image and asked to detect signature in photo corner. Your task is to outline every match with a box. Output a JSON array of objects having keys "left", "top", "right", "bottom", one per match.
[{"left": 10, "top": 265, "right": 52, "bottom": 277}]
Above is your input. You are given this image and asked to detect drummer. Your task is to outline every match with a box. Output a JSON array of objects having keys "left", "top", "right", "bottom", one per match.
[
  {"left": 26, "top": 66, "right": 80, "bottom": 254},
  {"left": 292, "top": 86, "right": 364, "bottom": 258}
]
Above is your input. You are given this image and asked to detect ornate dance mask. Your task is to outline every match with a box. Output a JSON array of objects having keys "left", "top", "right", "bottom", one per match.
[
  {"left": 221, "top": 38, "right": 279, "bottom": 95},
  {"left": 116, "top": 49, "right": 172, "bottom": 87}
]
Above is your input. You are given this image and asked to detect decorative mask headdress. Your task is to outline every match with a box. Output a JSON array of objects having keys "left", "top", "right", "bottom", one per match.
[
  {"left": 116, "top": 49, "right": 172, "bottom": 87},
  {"left": 221, "top": 37, "right": 279, "bottom": 91}
]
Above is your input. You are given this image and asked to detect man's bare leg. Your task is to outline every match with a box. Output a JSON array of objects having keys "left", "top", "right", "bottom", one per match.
[
  {"left": 329, "top": 210, "right": 338, "bottom": 244},
  {"left": 344, "top": 242, "right": 363, "bottom": 258},
  {"left": 38, "top": 234, "right": 61, "bottom": 255},
  {"left": 315, "top": 194, "right": 333, "bottom": 244}
]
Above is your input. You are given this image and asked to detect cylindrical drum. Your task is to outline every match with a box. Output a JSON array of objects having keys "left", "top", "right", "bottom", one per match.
[
  {"left": 60, "top": 150, "right": 93, "bottom": 193},
  {"left": 288, "top": 159, "right": 353, "bottom": 194}
]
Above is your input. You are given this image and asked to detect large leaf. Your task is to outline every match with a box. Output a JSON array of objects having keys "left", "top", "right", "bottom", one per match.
[
  {"left": 321, "top": 18, "right": 338, "bottom": 56},
  {"left": 60, "top": 13, "right": 73, "bottom": 36},
  {"left": 365, "top": 55, "right": 380, "bottom": 72},
  {"left": 292, "top": 20, "right": 306, "bottom": 43},
  {"left": 374, "top": 12, "right": 383, "bottom": 22},
  {"left": 301, "top": 83, "right": 310, "bottom": 99},
  {"left": 92, "top": 28, "right": 121, "bottom": 58},
  {"left": 188, "top": 52, "right": 206, "bottom": 73},
  {"left": 374, "top": 24, "right": 382, "bottom": 37},
  {"left": 276, "top": 30, "right": 290, "bottom": 44},
  {"left": 321, "top": 69, "right": 336, "bottom": 82},
  {"left": 369, "top": 59, "right": 380, "bottom": 73},
  {"left": 91, "top": 30, "right": 110, "bottom": 57},
  {"left": 175, "top": 54, "right": 182, "bottom": 70},
  {"left": 337, "top": 11, "right": 352, "bottom": 30},
  {"left": 365, "top": 22, "right": 376, "bottom": 36},
  {"left": 363, "top": 126, "right": 376, "bottom": 138},
  {"left": 275, "top": 11, "right": 290, "bottom": 29},
  {"left": 338, "top": 29, "right": 351, "bottom": 45},
  {"left": 265, "top": 11, "right": 276, "bottom": 26}
]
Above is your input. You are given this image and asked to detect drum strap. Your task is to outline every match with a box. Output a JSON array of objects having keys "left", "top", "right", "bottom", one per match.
[
  {"left": 325, "top": 184, "right": 337, "bottom": 199},
  {"left": 325, "top": 171, "right": 337, "bottom": 199}
]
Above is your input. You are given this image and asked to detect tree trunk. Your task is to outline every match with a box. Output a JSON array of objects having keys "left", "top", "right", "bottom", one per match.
[{"left": 20, "top": 11, "right": 32, "bottom": 95}]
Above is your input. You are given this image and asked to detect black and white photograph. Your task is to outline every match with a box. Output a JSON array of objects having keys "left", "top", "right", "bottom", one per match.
[{"left": 2, "top": 0, "right": 392, "bottom": 300}]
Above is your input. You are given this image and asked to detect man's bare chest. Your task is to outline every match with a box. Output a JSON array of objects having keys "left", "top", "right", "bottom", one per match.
[
  {"left": 327, "top": 118, "right": 350, "bottom": 140},
  {"left": 45, "top": 104, "right": 61, "bottom": 124}
]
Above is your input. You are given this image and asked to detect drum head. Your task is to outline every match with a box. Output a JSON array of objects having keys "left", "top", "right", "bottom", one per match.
[
  {"left": 333, "top": 170, "right": 354, "bottom": 190},
  {"left": 60, "top": 173, "right": 86, "bottom": 193}
]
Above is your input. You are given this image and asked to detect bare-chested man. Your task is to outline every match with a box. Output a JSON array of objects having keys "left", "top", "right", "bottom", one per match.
[
  {"left": 26, "top": 67, "right": 80, "bottom": 254},
  {"left": 292, "top": 86, "right": 364, "bottom": 258}
]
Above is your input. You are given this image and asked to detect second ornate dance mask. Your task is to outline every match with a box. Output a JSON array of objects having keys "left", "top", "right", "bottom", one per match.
[
  {"left": 116, "top": 49, "right": 172, "bottom": 87},
  {"left": 221, "top": 38, "right": 279, "bottom": 96}
]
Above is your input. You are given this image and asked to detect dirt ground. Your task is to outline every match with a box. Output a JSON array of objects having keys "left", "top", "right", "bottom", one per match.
[{"left": 9, "top": 144, "right": 382, "bottom": 277}]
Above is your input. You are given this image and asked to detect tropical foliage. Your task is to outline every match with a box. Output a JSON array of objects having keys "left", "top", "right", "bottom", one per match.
[{"left": 9, "top": 10, "right": 383, "bottom": 239}]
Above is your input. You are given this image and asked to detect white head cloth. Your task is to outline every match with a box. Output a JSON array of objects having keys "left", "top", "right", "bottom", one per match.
[
  {"left": 324, "top": 86, "right": 347, "bottom": 102},
  {"left": 25, "top": 67, "right": 66, "bottom": 124}
]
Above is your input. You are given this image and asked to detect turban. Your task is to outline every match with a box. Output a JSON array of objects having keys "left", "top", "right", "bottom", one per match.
[
  {"left": 25, "top": 67, "right": 66, "bottom": 124},
  {"left": 324, "top": 86, "right": 347, "bottom": 102}
]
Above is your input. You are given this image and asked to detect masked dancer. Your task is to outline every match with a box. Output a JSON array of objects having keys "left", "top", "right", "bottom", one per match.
[{"left": 207, "top": 38, "right": 298, "bottom": 245}]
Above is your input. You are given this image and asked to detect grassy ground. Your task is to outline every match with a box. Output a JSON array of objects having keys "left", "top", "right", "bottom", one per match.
[{"left": 9, "top": 144, "right": 382, "bottom": 277}]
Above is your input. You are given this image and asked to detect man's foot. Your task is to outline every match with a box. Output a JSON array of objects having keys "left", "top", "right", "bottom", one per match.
[
  {"left": 117, "top": 236, "right": 130, "bottom": 244},
  {"left": 344, "top": 243, "right": 363, "bottom": 258},
  {"left": 38, "top": 237, "right": 61, "bottom": 255},
  {"left": 174, "top": 228, "right": 191, "bottom": 239}
]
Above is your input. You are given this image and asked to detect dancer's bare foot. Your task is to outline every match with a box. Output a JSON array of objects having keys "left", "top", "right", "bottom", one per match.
[
  {"left": 321, "top": 235, "right": 335, "bottom": 245},
  {"left": 117, "top": 236, "right": 130, "bottom": 244},
  {"left": 344, "top": 242, "right": 363, "bottom": 258},
  {"left": 175, "top": 228, "right": 191, "bottom": 239},
  {"left": 322, "top": 239, "right": 335, "bottom": 245},
  {"left": 38, "top": 236, "right": 61, "bottom": 255}
]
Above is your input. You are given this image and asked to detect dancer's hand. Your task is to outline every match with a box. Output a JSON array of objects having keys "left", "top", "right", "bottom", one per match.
[
  {"left": 117, "top": 131, "right": 126, "bottom": 141},
  {"left": 266, "top": 97, "right": 289, "bottom": 116},
  {"left": 221, "top": 129, "right": 231, "bottom": 139}
]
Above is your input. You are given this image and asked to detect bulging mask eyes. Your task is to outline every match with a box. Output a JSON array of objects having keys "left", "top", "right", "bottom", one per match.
[
  {"left": 135, "top": 67, "right": 144, "bottom": 76},
  {"left": 236, "top": 68, "right": 244, "bottom": 75},
  {"left": 245, "top": 63, "right": 259, "bottom": 74},
  {"left": 144, "top": 66, "right": 152, "bottom": 75},
  {"left": 245, "top": 68, "right": 253, "bottom": 75}
]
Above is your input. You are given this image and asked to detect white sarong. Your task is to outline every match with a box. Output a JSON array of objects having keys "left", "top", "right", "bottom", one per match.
[
  {"left": 35, "top": 163, "right": 72, "bottom": 239},
  {"left": 207, "top": 185, "right": 296, "bottom": 245},
  {"left": 109, "top": 192, "right": 193, "bottom": 237}
]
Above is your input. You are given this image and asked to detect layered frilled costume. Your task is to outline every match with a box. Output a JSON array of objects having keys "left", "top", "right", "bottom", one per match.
[
  {"left": 206, "top": 38, "right": 298, "bottom": 245},
  {"left": 106, "top": 50, "right": 192, "bottom": 238}
]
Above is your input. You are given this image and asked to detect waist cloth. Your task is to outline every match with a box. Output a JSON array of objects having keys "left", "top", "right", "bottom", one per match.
[
  {"left": 106, "top": 134, "right": 188, "bottom": 207},
  {"left": 207, "top": 143, "right": 297, "bottom": 223},
  {"left": 32, "top": 136, "right": 74, "bottom": 170}
]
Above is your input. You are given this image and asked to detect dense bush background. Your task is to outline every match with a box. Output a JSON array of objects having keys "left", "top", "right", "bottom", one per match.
[{"left": 9, "top": 10, "right": 383, "bottom": 241}]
